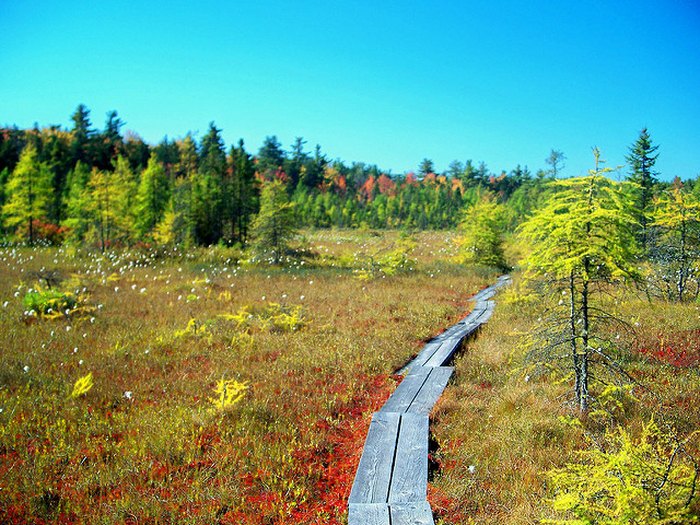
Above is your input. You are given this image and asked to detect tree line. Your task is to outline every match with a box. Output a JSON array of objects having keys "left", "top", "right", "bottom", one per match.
[
  {"left": 0, "top": 106, "right": 697, "bottom": 256},
  {"left": 0, "top": 105, "right": 573, "bottom": 248}
]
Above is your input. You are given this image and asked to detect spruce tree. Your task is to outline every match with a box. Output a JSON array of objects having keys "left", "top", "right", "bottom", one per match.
[
  {"left": 227, "top": 140, "right": 257, "bottom": 244},
  {"left": 626, "top": 128, "right": 659, "bottom": 248}
]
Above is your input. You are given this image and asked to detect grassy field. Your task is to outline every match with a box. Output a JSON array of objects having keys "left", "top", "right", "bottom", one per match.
[
  {"left": 430, "top": 277, "right": 700, "bottom": 524},
  {"left": 1, "top": 231, "right": 698, "bottom": 524},
  {"left": 0, "top": 231, "right": 495, "bottom": 525}
]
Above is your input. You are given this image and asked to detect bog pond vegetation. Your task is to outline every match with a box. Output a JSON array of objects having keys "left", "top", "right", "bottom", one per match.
[{"left": 0, "top": 112, "right": 699, "bottom": 523}]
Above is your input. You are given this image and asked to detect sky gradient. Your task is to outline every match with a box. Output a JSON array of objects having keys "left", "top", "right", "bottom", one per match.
[{"left": 1, "top": 0, "right": 699, "bottom": 180}]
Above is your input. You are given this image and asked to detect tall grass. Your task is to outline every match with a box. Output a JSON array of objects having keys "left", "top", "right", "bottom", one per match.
[{"left": 0, "top": 231, "right": 493, "bottom": 524}]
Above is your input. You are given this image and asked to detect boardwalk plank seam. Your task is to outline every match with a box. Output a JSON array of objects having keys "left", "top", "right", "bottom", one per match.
[{"left": 348, "top": 276, "right": 510, "bottom": 524}]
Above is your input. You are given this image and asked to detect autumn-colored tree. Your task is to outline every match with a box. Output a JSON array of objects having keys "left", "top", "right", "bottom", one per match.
[{"left": 519, "top": 149, "right": 639, "bottom": 412}]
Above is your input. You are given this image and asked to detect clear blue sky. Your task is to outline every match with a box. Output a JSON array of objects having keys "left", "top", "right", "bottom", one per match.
[{"left": 1, "top": 0, "right": 699, "bottom": 180}]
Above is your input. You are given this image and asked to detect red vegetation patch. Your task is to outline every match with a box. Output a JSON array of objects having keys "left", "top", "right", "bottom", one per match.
[
  {"left": 635, "top": 329, "right": 700, "bottom": 368},
  {"left": 219, "top": 374, "right": 394, "bottom": 525}
]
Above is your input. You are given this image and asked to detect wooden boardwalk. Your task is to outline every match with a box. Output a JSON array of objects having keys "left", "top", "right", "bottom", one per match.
[{"left": 348, "top": 275, "right": 510, "bottom": 524}]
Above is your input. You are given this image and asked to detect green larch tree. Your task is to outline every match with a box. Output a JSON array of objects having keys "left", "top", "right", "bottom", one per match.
[
  {"left": 519, "top": 149, "right": 639, "bottom": 412},
  {"left": 1, "top": 144, "right": 52, "bottom": 244},
  {"left": 135, "top": 154, "right": 170, "bottom": 238},
  {"left": 649, "top": 179, "right": 700, "bottom": 302},
  {"left": 86, "top": 161, "right": 136, "bottom": 251},
  {"left": 455, "top": 193, "right": 507, "bottom": 270},
  {"left": 61, "top": 161, "right": 92, "bottom": 244},
  {"left": 249, "top": 180, "right": 297, "bottom": 264}
]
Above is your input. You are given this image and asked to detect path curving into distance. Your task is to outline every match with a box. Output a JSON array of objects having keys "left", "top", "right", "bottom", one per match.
[{"left": 348, "top": 275, "right": 511, "bottom": 525}]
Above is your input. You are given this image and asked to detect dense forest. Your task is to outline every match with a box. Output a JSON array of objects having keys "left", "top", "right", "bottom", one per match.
[{"left": 3, "top": 104, "right": 692, "bottom": 250}]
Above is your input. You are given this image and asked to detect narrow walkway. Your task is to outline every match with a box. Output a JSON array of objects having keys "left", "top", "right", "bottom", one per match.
[{"left": 348, "top": 275, "right": 511, "bottom": 525}]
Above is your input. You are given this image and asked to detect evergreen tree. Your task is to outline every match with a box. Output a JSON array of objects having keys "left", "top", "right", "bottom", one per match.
[
  {"left": 419, "top": 158, "right": 435, "bottom": 177},
  {"left": 135, "top": 154, "right": 170, "bottom": 238},
  {"left": 190, "top": 170, "right": 222, "bottom": 245},
  {"left": 519, "top": 149, "right": 639, "bottom": 412},
  {"left": 199, "top": 122, "right": 226, "bottom": 176},
  {"left": 70, "top": 104, "right": 94, "bottom": 165},
  {"left": 1, "top": 144, "right": 52, "bottom": 244},
  {"left": 250, "top": 180, "right": 297, "bottom": 264},
  {"left": 194, "top": 123, "right": 226, "bottom": 243},
  {"left": 227, "top": 140, "right": 257, "bottom": 244},
  {"left": 626, "top": 128, "right": 659, "bottom": 248},
  {"left": 94, "top": 110, "right": 124, "bottom": 170},
  {"left": 300, "top": 144, "right": 326, "bottom": 190},
  {"left": 257, "top": 135, "right": 286, "bottom": 181},
  {"left": 123, "top": 131, "right": 151, "bottom": 172},
  {"left": 286, "top": 137, "right": 308, "bottom": 189}
]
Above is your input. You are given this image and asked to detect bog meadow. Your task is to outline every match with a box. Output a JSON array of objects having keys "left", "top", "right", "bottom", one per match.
[{"left": 0, "top": 113, "right": 699, "bottom": 525}]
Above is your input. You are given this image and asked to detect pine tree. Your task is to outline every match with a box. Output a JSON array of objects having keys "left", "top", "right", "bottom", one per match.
[
  {"left": 519, "top": 149, "right": 639, "bottom": 412},
  {"left": 250, "top": 181, "right": 297, "bottom": 264},
  {"left": 1, "top": 144, "right": 52, "bottom": 244},
  {"left": 626, "top": 128, "right": 659, "bottom": 248}
]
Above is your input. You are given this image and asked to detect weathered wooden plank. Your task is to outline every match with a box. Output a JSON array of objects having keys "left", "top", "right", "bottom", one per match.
[
  {"left": 470, "top": 287, "right": 496, "bottom": 301},
  {"left": 447, "top": 320, "right": 481, "bottom": 340},
  {"left": 410, "top": 341, "right": 444, "bottom": 368},
  {"left": 407, "top": 367, "right": 453, "bottom": 414},
  {"left": 348, "top": 503, "right": 390, "bottom": 524},
  {"left": 459, "top": 307, "right": 486, "bottom": 324},
  {"left": 349, "top": 412, "right": 400, "bottom": 503},
  {"left": 390, "top": 501, "right": 435, "bottom": 524},
  {"left": 388, "top": 413, "right": 429, "bottom": 503},
  {"left": 423, "top": 337, "right": 463, "bottom": 367},
  {"left": 381, "top": 368, "right": 430, "bottom": 413}
]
